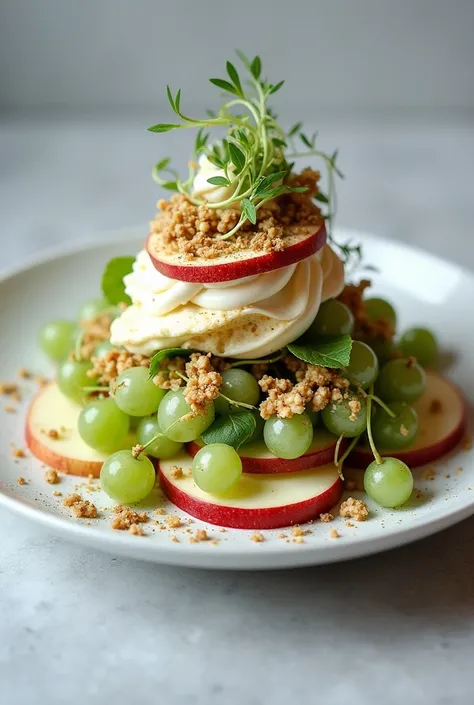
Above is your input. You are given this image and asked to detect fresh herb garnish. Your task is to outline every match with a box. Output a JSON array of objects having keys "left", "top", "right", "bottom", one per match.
[
  {"left": 101, "top": 257, "right": 135, "bottom": 305},
  {"left": 288, "top": 336, "right": 352, "bottom": 368},
  {"left": 148, "top": 51, "right": 343, "bottom": 241},
  {"left": 201, "top": 411, "right": 256, "bottom": 449},
  {"left": 148, "top": 347, "right": 195, "bottom": 379}
]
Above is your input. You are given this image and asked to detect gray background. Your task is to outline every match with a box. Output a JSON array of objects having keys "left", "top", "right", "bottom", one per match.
[{"left": 1, "top": 2, "right": 474, "bottom": 704}]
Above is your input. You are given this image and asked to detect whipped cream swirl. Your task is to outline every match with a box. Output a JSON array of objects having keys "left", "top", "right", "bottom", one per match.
[{"left": 110, "top": 245, "right": 345, "bottom": 359}]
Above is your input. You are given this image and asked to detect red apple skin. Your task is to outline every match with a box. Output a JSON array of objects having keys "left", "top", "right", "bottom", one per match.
[
  {"left": 187, "top": 438, "right": 346, "bottom": 474},
  {"left": 146, "top": 222, "right": 326, "bottom": 283},
  {"left": 159, "top": 468, "right": 343, "bottom": 530}
]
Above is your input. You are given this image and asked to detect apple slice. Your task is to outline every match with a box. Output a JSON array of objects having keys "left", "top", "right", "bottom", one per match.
[
  {"left": 25, "top": 383, "right": 132, "bottom": 477},
  {"left": 349, "top": 371, "right": 467, "bottom": 469},
  {"left": 187, "top": 427, "right": 344, "bottom": 474},
  {"left": 159, "top": 451, "right": 342, "bottom": 529},
  {"left": 147, "top": 222, "right": 326, "bottom": 283}
]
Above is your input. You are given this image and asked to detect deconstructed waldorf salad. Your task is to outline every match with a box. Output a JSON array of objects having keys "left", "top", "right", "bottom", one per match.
[{"left": 27, "top": 54, "right": 466, "bottom": 529}]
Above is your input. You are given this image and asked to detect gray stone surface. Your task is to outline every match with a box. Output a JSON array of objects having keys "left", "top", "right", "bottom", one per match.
[{"left": 0, "top": 115, "right": 473, "bottom": 704}]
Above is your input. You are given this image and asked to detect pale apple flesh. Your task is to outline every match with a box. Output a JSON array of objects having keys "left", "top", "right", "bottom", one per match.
[
  {"left": 146, "top": 222, "right": 327, "bottom": 283},
  {"left": 159, "top": 451, "right": 343, "bottom": 529},
  {"left": 187, "top": 427, "right": 344, "bottom": 474},
  {"left": 349, "top": 371, "right": 467, "bottom": 469}
]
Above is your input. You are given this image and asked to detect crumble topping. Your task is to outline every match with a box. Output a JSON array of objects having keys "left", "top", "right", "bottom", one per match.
[
  {"left": 170, "top": 466, "right": 183, "bottom": 480},
  {"left": 47, "top": 429, "right": 60, "bottom": 440},
  {"left": 338, "top": 279, "right": 395, "bottom": 345},
  {"left": 111, "top": 505, "right": 148, "bottom": 530},
  {"left": 165, "top": 515, "right": 182, "bottom": 529},
  {"left": 79, "top": 311, "right": 116, "bottom": 358},
  {"left": 421, "top": 466, "right": 436, "bottom": 481},
  {"left": 183, "top": 353, "right": 222, "bottom": 415},
  {"left": 149, "top": 172, "right": 322, "bottom": 261},
  {"left": 64, "top": 493, "right": 98, "bottom": 518},
  {"left": 189, "top": 528, "right": 210, "bottom": 543},
  {"left": 44, "top": 468, "right": 59, "bottom": 484},
  {"left": 0, "top": 382, "right": 19, "bottom": 395},
  {"left": 339, "top": 497, "right": 369, "bottom": 522},
  {"left": 319, "top": 513, "right": 334, "bottom": 523},
  {"left": 128, "top": 523, "right": 145, "bottom": 536},
  {"left": 251, "top": 532, "right": 265, "bottom": 543},
  {"left": 12, "top": 447, "right": 26, "bottom": 458},
  {"left": 88, "top": 349, "right": 150, "bottom": 386},
  {"left": 18, "top": 368, "right": 31, "bottom": 379},
  {"left": 330, "top": 529, "right": 340, "bottom": 539},
  {"left": 17, "top": 476, "right": 27, "bottom": 485}
]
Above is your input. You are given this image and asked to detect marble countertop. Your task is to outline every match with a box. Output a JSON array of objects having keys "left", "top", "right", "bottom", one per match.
[{"left": 0, "top": 114, "right": 473, "bottom": 705}]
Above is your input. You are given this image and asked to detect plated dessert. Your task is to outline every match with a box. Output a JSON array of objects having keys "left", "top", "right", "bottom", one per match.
[{"left": 26, "top": 54, "right": 466, "bottom": 530}]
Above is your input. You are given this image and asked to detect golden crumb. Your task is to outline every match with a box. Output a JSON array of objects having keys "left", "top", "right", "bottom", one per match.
[
  {"left": 4, "top": 405, "right": 16, "bottom": 413},
  {"left": 251, "top": 532, "right": 265, "bottom": 543},
  {"left": 47, "top": 429, "right": 59, "bottom": 440},
  {"left": 17, "top": 476, "right": 27, "bottom": 485},
  {"left": 463, "top": 437, "right": 472, "bottom": 451},
  {"left": 170, "top": 465, "right": 183, "bottom": 480},
  {"left": 155, "top": 507, "right": 167, "bottom": 515},
  {"left": 195, "top": 529, "right": 209, "bottom": 542},
  {"left": 183, "top": 353, "right": 222, "bottom": 416},
  {"left": 339, "top": 497, "right": 369, "bottom": 522},
  {"left": 330, "top": 529, "right": 340, "bottom": 539},
  {"left": 35, "top": 375, "right": 50, "bottom": 387},
  {"left": 52, "top": 490, "right": 62, "bottom": 497},
  {"left": 319, "top": 513, "right": 334, "bottom": 523},
  {"left": 291, "top": 524, "right": 305, "bottom": 537},
  {"left": 128, "top": 523, "right": 145, "bottom": 536},
  {"left": 171, "top": 535, "right": 179, "bottom": 543},
  {"left": 63, "top": 493, "right": 98, "bottom": 518},
  {"left": 278, "top": 532, "right": 287, "bottom": 539},
  {"left": 18, "top": 368, "right": 31, "bottom": 379},
  {"left": 211, "top": 539, "right": 220, "bottom": 546},
  {"left": 88, "top": 348, "right": 149, "bottom": 386},
  {"left": 293, "top": 536, "right": 305, "bottom": 544},
  {"left": 165, "top": 514, "right": 182, "bottom": 529},
  {"left": 44, "top": 468, "right": 59, "bottom": 484},
  {"left": 421, "top": 466, "right": 436, "bottom": 481},
  {"left": 345, "top": 521, "right": 355, "bottom": 528},
  {"left": 0, "top": 382, "right": 18, "bottom": 395},
  {"left": 11, "top": 447, "right": 26, "bottom": 458},
  {"left": 111, "top": 506, "right": 148, "bottom": 530}
]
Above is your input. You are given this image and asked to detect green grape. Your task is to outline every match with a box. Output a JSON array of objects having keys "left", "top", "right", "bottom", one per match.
[
  {"left": 369, "top": 338, "right": 398, "bottom": 365},
  {"left": 39, "top": 320, "right": 76, "bottom": 362},
  {"left": 305, "top": 299, "right": 354, "bottom": 340},
  {"left": 239, "top": 410, "right": 265, "bottom": 445},
  {"left": 377, "top": 358, "right": 426, "bottom": 404},
  {"left": 364, "top": 457, "right": 413, "bottom": 508},
  {"left": 158, "top": 389, "right": 215, "bottom": 442},
  {"left": 214, "top": 368, "right": 260, "bottom": 415},
  {"left": 306, "top": 405, "right": 320, "bottom": 427},
  {"left": 399, "top": 327, "right": 439, "bottom": 368},
  {"left": 263, "top": 412, "right": 313, "bottom": 459},
  {"left": 93, "top": 340, "right": 115, "bottom": 358},
  {"left": 321, "top": 395, "right": 367, "bottom": 438},
  {"left": 346, "top": 341, "right": 379, "bottom": 388},
  {"left": 136, "top": 415, "right": 183, "bottom": 459},
  {"left": 78, "top": 397, "right": 130, "bottom": 453},
  {"left": 372, "top": 402, "right": 419, "bottom": 450},
  {"left": 79, "top": 298, "right": 110, "bottom": 321},
  {"left": 101, "top": 449, "right": 155, "bottom": 504},
  {"left": 114, "top": 367, "right": 165, "bottom": 416},
  {"left": 57, "top": 359, "right": 93, "bottom": 403},
  {"left": 192, "top": 443, "right": 242, "bottom": 494},
  {"left": 365, "top": 298, "right": 397, "bottom": 325}
]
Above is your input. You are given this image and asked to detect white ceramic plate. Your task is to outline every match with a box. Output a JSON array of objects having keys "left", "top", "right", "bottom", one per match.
[{"left": 0, "top": 227, "right": 472, "bottom": 570}]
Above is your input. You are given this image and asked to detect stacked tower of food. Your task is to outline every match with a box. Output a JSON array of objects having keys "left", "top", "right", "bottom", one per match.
[{"left": 27, "top": 54, "right": 465, "bottom": 529}]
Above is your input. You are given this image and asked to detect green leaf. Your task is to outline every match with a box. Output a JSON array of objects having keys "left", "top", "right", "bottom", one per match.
[
  {"left": 101, "top": 257, "right": 135, "bottom": 306},
  {"left": 166, "top": 85, "right": 175, "bottom": 112},
  {"left": 287, "top": 186, "right": 308, "bottom": 193},
  {"left": 250, "top": 56, "right": 262, "bottom": 79},
  {"left": 253, "top": 170, "right": 286, "bottom": 196},
  {"left": 201, "top": 411, "right": 256, "bottom": 449},
  {"left": 236, "top": 49, "right": 251, "bottom": 69},
  {"left": 288, "top": 122, "right": 302, "bottom": 137},
  {"left": 226, "top": 61, "right": 243, "bottom": 95},
  {"left": 149, "top": 347, "right": 194, "bottom": 379},
  {"left": 241, "top": 198, "right": 257, "bottom": 225},
  {"left": 161, "top": 181, "right": 178, "bottom": 190},
  {"left": 175, "top": 88, "right": 182, "bottom": 113},
  {"left": 287, "top": 336, "right": 352, "bottom": 369},
  {"left": 272, "top": 137, "right": 287, "bottom": 148},
  {"left": 315, "top": 192, "right": 329, "bottom": 203},
  {"left": 154, "top": 157, "right": 170, "bottom": 172},
  {"left": 209, "top": 78, "right": 239, "bottom": 96},
  {"left": 299, "top": 132, "right": 314, "bottom": 149},
  {"left": 207, "top": 176, "right": 230, "bottom": 186},
  {"left": 148, "top": 123, "right": 180, "bottom": 133},
  {"left": 228, "top": 142, "right": 246, "bottom": 172},
  {"left": 269, "top": 80, "right": 284, "bottom": 94}
]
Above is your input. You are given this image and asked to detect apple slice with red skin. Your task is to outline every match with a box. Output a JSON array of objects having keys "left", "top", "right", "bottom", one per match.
[
  {"left": 147, "top": 221, "right": 326, "bottom": 283},
  {"left": 159, "top": 452, "right": 343, "bottom": 529},
  {"left": 187, "top": 427, "right": 345, "bottom": 474},
  {"left": 25, "top": 383, "right": 133, "bottom": 478},
  {"left": 349, "top": 371, "right": 467, "bottom": 469}
]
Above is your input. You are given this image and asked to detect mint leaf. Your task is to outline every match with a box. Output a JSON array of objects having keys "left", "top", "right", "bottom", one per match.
[
  {"left": 201, "top": 411, "right": 256, "bottom": 449},
  {"left": 149, "top": 347, "right": 194, "bottom": 379},
  {"left": 101, "top": 257, "right": 135, "bottom": 306},
  {"left": 147, "top": 123, "right": 181, "bottom": 133},
  {"left": 241, "top": 198, "right": 257, "bottom": 225},
  {"left": 207, "top": 176, "right": 230, "bottom": 186},
  {"left": 288, "top": 336, "right": 352, "bottom": 368}
]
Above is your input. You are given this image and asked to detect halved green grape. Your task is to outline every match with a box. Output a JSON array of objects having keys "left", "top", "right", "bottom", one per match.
[
  {"left": 93, "top": 340, "right": 115, "bottom": 358},
  {"left": 345, "top": 341, "right": 379, "bottom": 388},
  {"left": 364, "top": 457, "right": 413, "bottom": 507},
  {"left": 214, "top": 368, "right": 260, "bottom": 415},
  {"left": 114, "top": 367, "right": 165, "bottom": 416},
  {"left": 100, "top": 449, "right": 155, "bottom": 504},
  {"left": 399, "top": 327, "right": 439, "bottom": 368},
  {"left": 79, "top": 298, "right": 110, "bottom": 321},
  {"left": 321, "top": 395, "right": 367, "bottom": 438},
  {"left": 376, "top": 358, "right": 426, "bottom": 404},
  {"left": 136, "top": 415, "right": 183, "bottom": 459},
  {"left": 57, "top": 359, "right": 93, "bottom": 403},
  {"left": 158, "top": 388, "right": 215, "bottom": 442},
  {"left": 192, "top": 443, "right": 242, "bottom": 494},
  {"left": 365, "top": 298, "right": 397, "bottom": 325},
  {"left": 39, "top": 320, "right": 76, "bottom": 362},
  {"left": 78, "top": 397, "right": 130, "bottom": 453},
  {"left": 306, "top": 405, "right": 320, "bottom": 427},
  {"left": 305, "top": 299, "right": 354, "bottom": 339},
  {"left": 263, "top": 412, "right": 313, "bottom": 459},
  {"left": 372, "top": 401, "right": 419, "bottom": 450}
]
